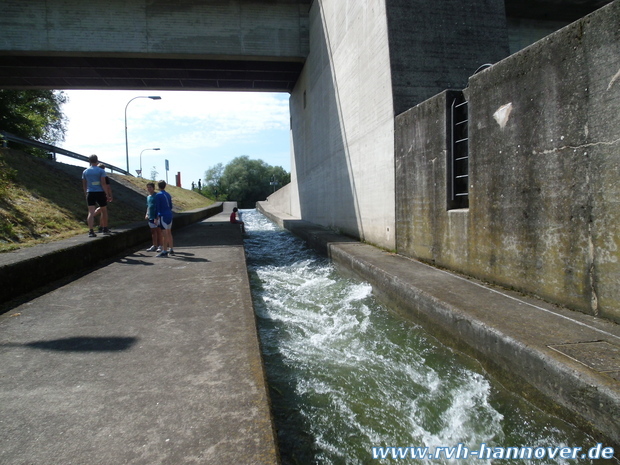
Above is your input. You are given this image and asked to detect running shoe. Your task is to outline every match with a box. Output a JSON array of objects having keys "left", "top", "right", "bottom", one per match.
[
  {"left": 146, "top": 245, "right": 157, "bottom": 252},
  {"left": 156, "top": 251, "right": 168, "bottom": 257},
  {"left": 88, "top": 230, "right": 97, "bottom": 237}
]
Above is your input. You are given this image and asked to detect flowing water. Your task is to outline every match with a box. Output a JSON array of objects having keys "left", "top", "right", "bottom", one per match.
[{"left": 243, "top": 210, "right": 615, "bottom": 465}]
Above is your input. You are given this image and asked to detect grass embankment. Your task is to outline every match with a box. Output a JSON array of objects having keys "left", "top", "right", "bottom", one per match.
[{"left": 0, "top": 148, "right": 213, "bottom": 253}]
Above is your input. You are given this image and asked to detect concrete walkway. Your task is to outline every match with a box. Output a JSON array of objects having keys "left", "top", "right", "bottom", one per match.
[
  {"left": 0, "top": 203, "right": 279, "bottom": 465},
  {"left": 257, "top": 201, "right": 620, "bottom": 450}
]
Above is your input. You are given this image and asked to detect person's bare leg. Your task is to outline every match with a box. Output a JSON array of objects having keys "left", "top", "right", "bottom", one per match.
[
  {"left": 87, "top": 206, "right": 97, "bottom": 229},
  {"left": 156, "top": 228, "right": 163, "bottom": 248},
  {"left": 100, "top": 206, "right": 108, "bottom": 228},
  {"left": 164, "top": 229, "right": 172, "bottom": 251}
]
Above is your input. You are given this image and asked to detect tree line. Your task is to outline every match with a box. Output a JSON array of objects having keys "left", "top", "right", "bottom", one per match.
[
  {"left": 0, "top": 89, "right": 68, "bottom": 154},
  {"left": 201, "top": 156, "right": 290, "bottom": 208}
]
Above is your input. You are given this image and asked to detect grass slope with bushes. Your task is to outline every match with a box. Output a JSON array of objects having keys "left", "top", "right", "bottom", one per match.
[{"left": 0, "top": 148, "right": 213, "bottom": 252}]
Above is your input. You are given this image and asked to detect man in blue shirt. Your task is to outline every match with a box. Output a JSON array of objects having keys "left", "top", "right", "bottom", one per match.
[
  {"left": 82, "top": 154, "right": 112, "bottom": 237},
  {"left": 154, "top": 180, "right": 174, "bottom": 257}
]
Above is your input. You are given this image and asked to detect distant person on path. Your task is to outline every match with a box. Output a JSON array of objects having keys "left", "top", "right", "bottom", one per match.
[
  {"left": 145, "top": 182, "right": 162, "bottom": 252},
  {"left": 82, "top": 155, "right": 112, "bottom": 237},
  {"left": 93, "top": 162, "right": 113, "bottom": 233},
  {"left": 155, "top": 180, "right": 174, "bottom": 257},
  {"left": 230, "top": 207, "right": 245, "bottom": 233}
]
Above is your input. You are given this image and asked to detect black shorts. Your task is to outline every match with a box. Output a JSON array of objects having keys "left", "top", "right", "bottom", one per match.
[{"left": 87, "top": 191, "right": 107, "bottom": 207}]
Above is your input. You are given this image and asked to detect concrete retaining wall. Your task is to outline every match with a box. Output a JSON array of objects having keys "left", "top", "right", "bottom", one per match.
[
  {"left": 288, "top": 0, "right": 396, "bottom": 247},
  {"left": 265, "top": 183, "right": 295, "bottom": 217},
  {"left": 395, "top": 1, "right": 620, "bottom": 321},
  {"left": 0, "top": 203, "right": 223, "bottom": 304},
  {"left": 287, "top": 0, "right": 508, "bottom": 251}
]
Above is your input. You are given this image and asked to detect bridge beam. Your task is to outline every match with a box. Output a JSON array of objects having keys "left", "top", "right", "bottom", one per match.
[{"left": 0, "top": 0, "right": 310, "bottom": 91}]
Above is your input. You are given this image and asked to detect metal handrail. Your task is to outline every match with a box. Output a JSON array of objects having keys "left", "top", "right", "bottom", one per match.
[{"left": 0, "top": 130, "right": 131, "bottom": 175}]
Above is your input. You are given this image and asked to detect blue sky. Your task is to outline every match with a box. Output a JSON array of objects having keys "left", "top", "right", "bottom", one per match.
[{"left": 59, "top": 90, "right": 291, "bottom": 188}]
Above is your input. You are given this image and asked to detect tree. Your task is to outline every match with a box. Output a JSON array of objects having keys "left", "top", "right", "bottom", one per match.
[
  {"left": 0, "top": 90, "right": 68, "bottom": 155},
  {"left": 204, "top": 156, "right": 290, "bottom": 207},
  {"left": 268, "top": 165, "right": 290, "bottom": 194},
  {"left": 203, "top": 162, "right": 226, "bottom": 200}
]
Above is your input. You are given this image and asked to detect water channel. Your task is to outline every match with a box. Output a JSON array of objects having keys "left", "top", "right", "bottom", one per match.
[{"left": 242, "top": 209, "right": 614, "bottom": 465}]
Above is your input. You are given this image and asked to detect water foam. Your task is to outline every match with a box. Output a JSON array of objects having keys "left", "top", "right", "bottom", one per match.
[{"left": 243, "top": 210, "right": 609, "bottom": 465}]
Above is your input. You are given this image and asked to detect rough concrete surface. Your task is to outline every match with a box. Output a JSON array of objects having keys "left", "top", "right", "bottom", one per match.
[
  {"left": 0, "top": 204, "right": 279, "bottom": 465},
  {"left": 257, "top": 200, "right": 620, "bottom": 450}
]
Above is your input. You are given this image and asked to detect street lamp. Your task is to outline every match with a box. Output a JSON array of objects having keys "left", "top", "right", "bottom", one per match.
[
  {"left": 139, "top": 148, "right": 160, "bottom": 177},
  {"left": 124, "top": 96, "right": 161, "bottom": 174}
]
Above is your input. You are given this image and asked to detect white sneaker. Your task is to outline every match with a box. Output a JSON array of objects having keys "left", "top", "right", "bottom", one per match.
[
  {"left": 156, "top": 247, "right": 162, "bottom": 253},
  {"left": 146, "top": 245, "right": 157, "bottom": 252}
]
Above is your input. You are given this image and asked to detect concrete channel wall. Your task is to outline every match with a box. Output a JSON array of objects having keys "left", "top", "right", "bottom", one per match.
[
  {"left": 395, "top": 0, "right": 620, "bottom": 322},
  {"left": 0, "top": 203, "right": 223, "bottom": 304}
]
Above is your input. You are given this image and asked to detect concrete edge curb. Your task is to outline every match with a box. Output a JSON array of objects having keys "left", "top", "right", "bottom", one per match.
[
  {"left": 1, "top": 202, "right": 224, "bottom": 305},
  {"left": 327, "top": 244, "right": 620, "bottom": 446},
  {"left": 256, "top": 201, "right": 620, "bottom": 448},
  {"left": 236, "top": 235, "right": 283, "bottom": 465}
]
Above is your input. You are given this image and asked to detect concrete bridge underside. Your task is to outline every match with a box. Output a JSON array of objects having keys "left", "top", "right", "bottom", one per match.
[
  {"left": 0, "top": 0, "right": 609, "bottom": 92},
  {"left": 0, "top": 55, "right": 304, "bottom": 92},
  {"left": 0, "top": 0, "right": 311, "bottom": 92}
]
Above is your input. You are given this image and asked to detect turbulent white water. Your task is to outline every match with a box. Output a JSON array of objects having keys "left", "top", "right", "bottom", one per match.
[{"left": 243, "top": 210, "right": 612, "bottom": 465}]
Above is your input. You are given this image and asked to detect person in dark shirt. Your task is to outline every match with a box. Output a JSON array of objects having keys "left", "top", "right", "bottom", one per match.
[{"left": 154, "top": 180, "right": 174, "bottom": 257}]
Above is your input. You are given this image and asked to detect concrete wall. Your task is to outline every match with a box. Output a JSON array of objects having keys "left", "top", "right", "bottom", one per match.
[
  {"left": 1, "top": 0, "right": 308, "bottom": 59},
  {"left": 288, "top": 0, "right": 397, "bottom": 247},
  {"left": 395, "top": 0, "right": 620, "bottom": 321},
  {"left": 506, "top": 18, "right": 572, "bottom": 54},
  {"left": 286, "top": 0, "right": 510, "bottom": 250},
  {"left": 384, "top": 0, "right": 509, "bottom": 115},
  {"left": 265, "top": 183, "right": 295, "bottom": 218}
]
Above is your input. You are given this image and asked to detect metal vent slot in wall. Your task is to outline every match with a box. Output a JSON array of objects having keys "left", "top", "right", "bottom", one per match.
[{"left": 448, "top": 93, "right": 469, "bottom": 210}]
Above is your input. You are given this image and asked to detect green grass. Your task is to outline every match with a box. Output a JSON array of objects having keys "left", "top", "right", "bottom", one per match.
[
  {"left": 0, "top": 148, "right": 214, "bottom": 252},
  {"left": 114, "top": 174, "right": 214, "bottom": 212}
]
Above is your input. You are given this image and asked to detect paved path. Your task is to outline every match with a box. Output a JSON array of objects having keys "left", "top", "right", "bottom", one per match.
[{"left": 0, "top": 203, "right": 279, "bottom": 465}]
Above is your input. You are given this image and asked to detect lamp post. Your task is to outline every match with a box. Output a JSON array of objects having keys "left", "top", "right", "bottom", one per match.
[
  {"left": 124, "top": 95, "right": 161, "bottom": 174},
  {"left": 139, "top": 148, "right": 160, "bottom": 177}
]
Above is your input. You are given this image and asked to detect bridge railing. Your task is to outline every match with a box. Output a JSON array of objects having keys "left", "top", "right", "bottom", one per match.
[{"left": 0, "top": 130, "right": 131, "bottom": 175}]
